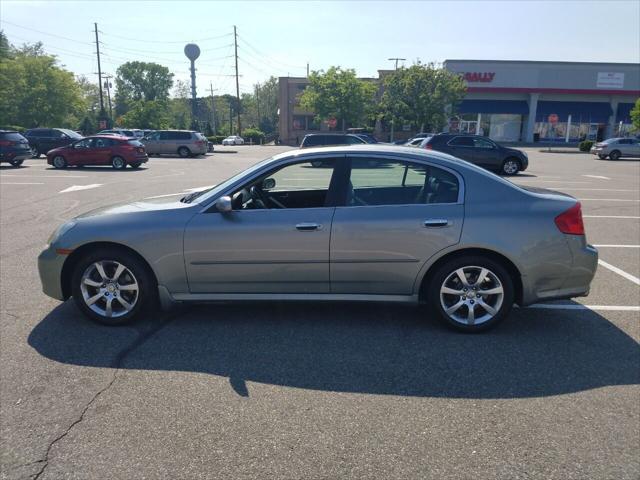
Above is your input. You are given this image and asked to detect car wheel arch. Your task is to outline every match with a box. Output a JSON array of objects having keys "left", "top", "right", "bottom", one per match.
[
  {"left": 60, "top": 241, "right": 159, "bottom": 300},
  {"left": 415, "top": 246, "right": 524, "bottom": 306}
]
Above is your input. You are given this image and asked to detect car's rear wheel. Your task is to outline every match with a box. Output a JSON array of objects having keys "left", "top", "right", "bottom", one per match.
[
  {"left": 129, "top": 162, "right": 141, "bottom": 169},
  {"left": 9, "top": 159, "right": 24, "bottom": 167},
  {"left": 501, "top": 158, "right": 521, "bottom": 175},
  {"left": 598, "top": 154, "right": 608, "bottom": 159},
  {"left": 609, "top": 150, "right": 621, "bottom": 160},
  {"left": 428, "top": 256, "right": 514, "bottom": 332},
  {"left": 71, "top": 249, "right": 156, "bottom": 325},
  {"left": 30, "top": 146, "right": 40, "bottom": 158},
  {"left": 52, "top": 155, "right": 67, "bottom": 169},
  {"left": 111, "top": 156, "right": 126, "bottom": 170},
  {"left": 178, "top": 147, "right": 190, "bottom": 158}
]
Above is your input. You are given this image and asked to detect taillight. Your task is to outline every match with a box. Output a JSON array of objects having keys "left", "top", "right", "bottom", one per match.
[
  {"left": 555, "top": 202, "right": 585, "bottom": 235},
  {"left": 424, "top": 143, "right": 433, "bottom": 150},
  {"left": 195, "top": 140, "right": 204, "bottom": 146},
  {"left": 0, "top": 140, "right": 15, "bottom": 146}
]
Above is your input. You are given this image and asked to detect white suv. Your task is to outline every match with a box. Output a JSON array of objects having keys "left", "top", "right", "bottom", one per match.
[{"left": 222, "top": 135, "right": 244, "bottom": 145}]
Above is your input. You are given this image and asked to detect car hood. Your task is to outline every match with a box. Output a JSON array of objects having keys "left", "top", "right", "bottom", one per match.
[
  {"left": 75, "top": 194, "right": 194, "bottom": 219},
  {"left": 503, "top": 147, "right": 525, "bottom": 156}
]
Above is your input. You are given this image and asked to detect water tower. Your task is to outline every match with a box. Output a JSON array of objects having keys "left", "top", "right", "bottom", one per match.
[{"left": 184, "top": 43, "right": 201, "bottom": 130}]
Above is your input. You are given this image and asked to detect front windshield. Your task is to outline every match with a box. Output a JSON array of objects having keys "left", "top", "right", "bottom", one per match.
[
  {"left": 61, "top": 129, "right": 83, "bottom": 139},
  {"left": 186, "top": 155, "right": 277, "bottom": 204}
]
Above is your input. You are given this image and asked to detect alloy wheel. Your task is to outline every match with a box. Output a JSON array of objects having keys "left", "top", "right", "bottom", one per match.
[
  {"left": 80, "top": 260, "right": 139, "bottom": 319},
  {"left": 502, "top": 159, "right": 519, "bottom": 175},
  {"left": 112, "top": 157, "right": 125, "bottom": 169},
  {"left": 439, "top": 266, "right": 504, "bottom": 326},
  {"left": 53, "top": 156, "right": 66, "bottom": 168}
]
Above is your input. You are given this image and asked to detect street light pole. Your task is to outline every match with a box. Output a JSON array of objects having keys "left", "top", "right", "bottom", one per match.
[{"left": 387, "top": 57, "right": 405, "bottom": 142}]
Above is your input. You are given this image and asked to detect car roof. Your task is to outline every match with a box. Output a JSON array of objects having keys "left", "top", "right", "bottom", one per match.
[{"left": 304, "top": 133, "right": 357, "bottom": 137}]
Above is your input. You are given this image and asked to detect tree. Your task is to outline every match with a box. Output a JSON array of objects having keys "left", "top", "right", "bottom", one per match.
[
  {"left": 630, "top": 98, "right": 640, "bottom": 132},
  {"left": 0, "top": 31, "right": 11, "bottom": 61},
  {"left": 168, "top": 80, "right": 191, "bottom": 129},
  {"left": 114, "top": 61, "right": 174, "bottom": 116},
  {"left": 300, "top": 67, "right": 377, "bottom": 131},
  {"left": 380, "top": 62, "right": 466, "bottom": 133},
  {"left": 0, "top": 45, "right": 84, "bottom": 128},
  {"left": 119, "top": 100, "right": 171, "bottom": 129}
]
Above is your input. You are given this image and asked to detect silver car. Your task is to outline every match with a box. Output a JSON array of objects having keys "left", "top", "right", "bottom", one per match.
[
  {"left": 38, "top": 146, "right": 598, "bottom": 332},
  {"left": 142, "top": 130, "right": 208, "bottom": 157},
  {"left": 590, "top": 137, "right": 640, "bottom": 160}
]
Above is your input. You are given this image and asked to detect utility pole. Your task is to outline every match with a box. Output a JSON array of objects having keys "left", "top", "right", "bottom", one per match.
[
  {"left": 94, "top": 23, "right": 107, "bottom": 127},
  {"left": 233, "top": 26, "right": 242, "bottom": 136},
  {"left": 255, "top": 83, "right": 261, "bottom": 127},
  {"left": 387, "top": 57, "right": 406, "bottom": 142},
  {"left": 209, "top": 82, "right": 217, "bottom": 135},
  {"left": 306, "top": 62, "right": 309, "bottom": 77},
  {"left": 103, "top": 74, "right": 113, "bottom": 120}
]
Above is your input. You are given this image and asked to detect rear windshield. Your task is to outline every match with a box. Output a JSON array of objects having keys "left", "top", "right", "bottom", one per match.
[
  {"left": 127, "top": 140, "right": 144, "bottom": 147},
  {"left": 0, "top": 132, "right": 26, "bottom": 141}
]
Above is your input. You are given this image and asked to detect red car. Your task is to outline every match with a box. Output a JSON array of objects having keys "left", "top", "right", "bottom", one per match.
[{"left": 47, "top": 135, "right": 149, "bottom": 169}]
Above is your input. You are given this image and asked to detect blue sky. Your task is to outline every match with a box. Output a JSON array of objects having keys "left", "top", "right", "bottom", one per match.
[{"left": 2, "top": 0, "right": 639, "bottom": 96}]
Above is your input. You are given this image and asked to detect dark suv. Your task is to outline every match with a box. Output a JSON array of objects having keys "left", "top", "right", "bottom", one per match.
[
  {"left": 0, "top": 130, "right": 31, "bottom": 167},
  {"left": 24, "top": 128, "right": 83, "bottom": 158},
  {"left": 423, "top": 134, "right": 528, "bottom": 175},
  {"left": 300, "top": 133, "right": 366, "bottom": 148}
]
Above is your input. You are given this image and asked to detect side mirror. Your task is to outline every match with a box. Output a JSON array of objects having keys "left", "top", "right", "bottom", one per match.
[
  {"left": 262, "top": 178, "right": 276, "bottom": 190},
  {"left": 215, "top": 195, "right": 232, "bottom": 213}
]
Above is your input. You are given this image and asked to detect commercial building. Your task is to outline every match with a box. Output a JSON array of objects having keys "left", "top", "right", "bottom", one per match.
[{"left": 277, "top": 60, "right": 639, "bottom": 145}]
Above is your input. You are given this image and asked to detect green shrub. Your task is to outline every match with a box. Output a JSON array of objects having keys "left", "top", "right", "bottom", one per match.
[
  {"left": 579, "top": 140, "right": 594, "bottom": 152},
  {"left": 242, "top": 128, "right": 265, "bottom": 144}
]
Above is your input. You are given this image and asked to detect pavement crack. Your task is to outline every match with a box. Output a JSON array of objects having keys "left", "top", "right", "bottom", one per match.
[{"left": 31, "top": 313, "right": 177, "bottom": 480}]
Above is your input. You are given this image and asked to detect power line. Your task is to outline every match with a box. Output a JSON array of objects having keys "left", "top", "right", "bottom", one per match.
[
  {"left": 99, "top": 30, "right": 232, "bottom": 44},
  {"left": 236, "top": 34, "right": 306, "bottom": 70},
  {"left": 0, "top": 19, "right": 93, "bottom": 45}
]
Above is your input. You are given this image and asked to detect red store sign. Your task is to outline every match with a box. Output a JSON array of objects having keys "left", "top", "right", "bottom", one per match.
[{"left": 461, "top": 72, "right": 495, "bottom": 83}]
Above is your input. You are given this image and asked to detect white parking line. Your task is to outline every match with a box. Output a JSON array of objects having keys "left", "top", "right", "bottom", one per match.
[
  {"left": 597, "top": 260, "right": 640, "bottom": 286},
  {"left": 579, "top": 198, "right": 640, "bottom": 202},
  {"left": 583, "top": 175, "right": 611, "bottom": 180},
  {"left": 594, "top": 245, "right": 640, "bottom": 248},
  {"left": 526, "top": 304, "right": 640, "bottom": 312},
  {"left": 584, "top": 215, "right": 640, "bottom": 219},
  {"left": 59, "top": 184, "right": 102, "bottom": 193}
]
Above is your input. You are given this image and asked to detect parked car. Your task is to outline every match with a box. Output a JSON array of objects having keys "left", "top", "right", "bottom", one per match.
[
  {"left": 38, "top": 145, "right": 597, "bottom": 333},
  {"left": 420, "top": 134, "right": 528, "bottom": 175},
  {"left": 0, "top": 130, "right": 31, "bottom": 167},
  {"left": 590, "top": 137, "right": 640, "bottom": 160},
  {"left": 222, "top": 135, "right": 245, "bottom": 146},
  {"left": 97, "top": 129, "right": 138, "bottom": 138},
  {"left": 300, "top": 133, "right": 366, "bottom": 148},
  {"left": 354, "top": 133, "right": 379, "bottom": 144},
  {"left": 141, "top": 130, "right": 207, "bottom": 157},
  {"left": 394, "top": 133, "right": 434, "bottom": 145},
  {"left": 406, "top": 137, "right": 430, "bottom": 147},
  {"left": 24, "top": 128, "right": 83, "bottom": 158},
  {"left": 46, "top": 135, "right": 148, "bottom": 169}
]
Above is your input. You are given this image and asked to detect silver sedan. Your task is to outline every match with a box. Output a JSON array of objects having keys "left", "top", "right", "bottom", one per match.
[{"left": 38, "top": 145, "right": 598, "bottom": 332}]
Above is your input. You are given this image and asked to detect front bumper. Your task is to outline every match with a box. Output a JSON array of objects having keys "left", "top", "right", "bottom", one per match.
[{"left": 38, "top": 245, "right": 68, "bottom": 301}]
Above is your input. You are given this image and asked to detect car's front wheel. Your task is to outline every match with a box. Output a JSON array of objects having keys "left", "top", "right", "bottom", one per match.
[
  {"left": 428, "top": 256, "right": 514, "bottom": 332},
  {"left": 501, "top": 158, "right": 521, "bottom": 175},
  {"left": 71, "top": 249, "right": 156, "bottom": 325},
  {"left": 52, "top": 155, "right": 67, "bottom": 169}
]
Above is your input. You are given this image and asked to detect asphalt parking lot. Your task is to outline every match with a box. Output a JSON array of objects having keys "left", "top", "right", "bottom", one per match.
[{"left": 1, "top": 146, "right": 638, "bottom": 479}]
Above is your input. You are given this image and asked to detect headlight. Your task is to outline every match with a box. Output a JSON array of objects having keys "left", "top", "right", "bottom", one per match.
[{"left": 47, "top": 221, "right": 77, "bottom": 245}]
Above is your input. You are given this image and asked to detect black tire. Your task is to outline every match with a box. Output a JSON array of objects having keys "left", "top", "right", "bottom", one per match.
[
  {"left": 609, "top": 150, "right": 621, "bottom": 160},
  {"left": 111, "top": 156, "right": 126, "bottom": 170},
  {"left": 501, "top": 158, "right": 521, "bottom": 175},
  {"left": 71, "top": 248, "right": 157, "bottom": 326},
  {"left": 30, "top": 146, "right": 40, "bottom": 158},
  {"left": 9, "top": 159, "right": 24, "bottom": 167},
  {"left": 598, "top": 154, "right": 607, "bottom": 160},
  {"left": 178, "top": 147, "right": 190, "bottom": 158},
  {"left": 52, "top": 155, "right": 67, "bottom": 169},
  {"left": 311, "top": 160, "right": 323, "bottom": 168},
  {"left": 428, "top": 255, "right": 515, "bottom": 333},
  {"left": 129, "top": 162, "right": 141, "bottom": 169}
]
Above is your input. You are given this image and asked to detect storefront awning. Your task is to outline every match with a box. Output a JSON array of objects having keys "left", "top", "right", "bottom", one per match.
[
  {"left": 457, "top": 100, "right": 529, "bottom": 114},
  {"left": 616, "top": 103, "right": 635, "bottom": 123},
  {"left": 536, "top": 101, "right": 613, "bottom": 123}
]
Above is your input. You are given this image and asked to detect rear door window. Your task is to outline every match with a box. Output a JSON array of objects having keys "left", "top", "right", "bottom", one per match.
[{"left": 448, "top": 136, "right": 474, "bottom": 147}]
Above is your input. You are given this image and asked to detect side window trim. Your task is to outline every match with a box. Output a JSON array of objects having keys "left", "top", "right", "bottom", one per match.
[
  {"left": 344, "top": 153, "right": 465, "bottom": 206},
  {"left": 447, "top": 136, "right": 473, "bottom": 148}
]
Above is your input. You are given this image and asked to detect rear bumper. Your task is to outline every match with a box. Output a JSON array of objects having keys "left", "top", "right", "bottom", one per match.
[
  {"left": 521, "top": 239, "right": 598, "bottom": 305},
  {"left": 0, "top": 150, "right": 31, "bottom": 162}
]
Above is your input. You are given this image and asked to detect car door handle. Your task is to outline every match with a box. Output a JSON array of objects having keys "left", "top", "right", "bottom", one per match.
[
  {"left": 423, "top": 219, "right": 451, "bottom": 227},
  {"left": 296, "top": 223, "right": 321, "bottom": 231}
]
